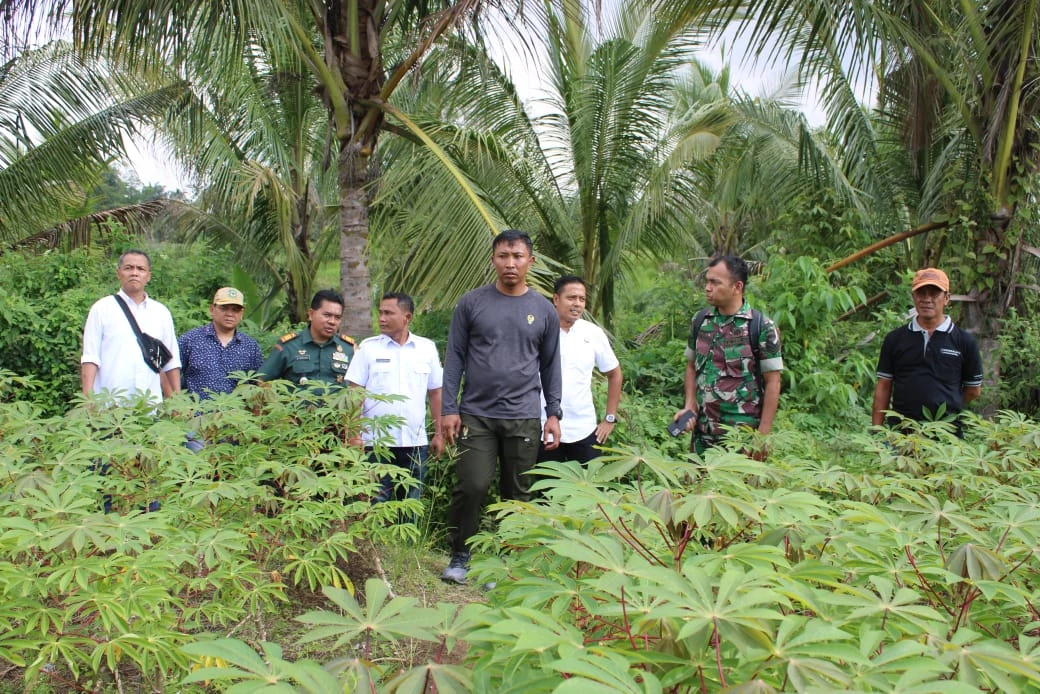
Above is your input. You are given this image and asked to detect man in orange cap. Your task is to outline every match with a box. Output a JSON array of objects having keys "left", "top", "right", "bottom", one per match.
[{"left": 872, "top": 268, "right": 983, "bottom": 433}]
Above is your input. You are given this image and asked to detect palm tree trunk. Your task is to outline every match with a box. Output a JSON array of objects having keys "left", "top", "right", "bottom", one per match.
[{"left": 338, "top": 141, "right": 373, "bottom": 337}]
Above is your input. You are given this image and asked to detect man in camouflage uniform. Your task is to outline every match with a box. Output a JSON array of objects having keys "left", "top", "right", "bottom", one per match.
[
  {"left": 674, "top": 256, "right": 783, "bottom": 455},
  {"left": 258, "top": 289, "right": 355, "bottom": 387}
]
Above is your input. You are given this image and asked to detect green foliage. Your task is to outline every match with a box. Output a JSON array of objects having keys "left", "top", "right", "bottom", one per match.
[
  {"left": 754, "top": 254, "right": 874, "bottom": 425},
  {"left": 0, "top": 372, "right": 416, "bottom": 690},
  {"left": 180, "top": 412, "right": 1040, "bottom": 691},
  {"left": 996, "top": 309, "right": 1040, "bottom": 417}
]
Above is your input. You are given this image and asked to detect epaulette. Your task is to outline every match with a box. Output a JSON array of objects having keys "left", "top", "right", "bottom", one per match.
[
  {"left": 340, "top": 333, "right": 355, "bottom": 346},
  {"left": 279, "top": 331, "right": 298, "bottom": 343}
]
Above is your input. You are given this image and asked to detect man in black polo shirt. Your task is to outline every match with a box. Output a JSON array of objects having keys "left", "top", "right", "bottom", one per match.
[{"left": 872, "top": 267, "right": 983, "bottom": 433}]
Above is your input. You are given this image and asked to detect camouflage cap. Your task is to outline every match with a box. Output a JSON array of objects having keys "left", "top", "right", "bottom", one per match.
[{"left": 212, "top": 287, "right": 245, "bottom": 306}]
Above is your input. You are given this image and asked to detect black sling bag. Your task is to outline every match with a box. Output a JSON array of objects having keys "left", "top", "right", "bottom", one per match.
[{"left": 113, "top": 294, "right": 173, "bottom": 374}]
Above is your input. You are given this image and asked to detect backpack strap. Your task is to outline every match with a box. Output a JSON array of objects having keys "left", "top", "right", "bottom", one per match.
[
  {"left": 749, "top": 309, "right": 764, "bottom": 394},
  {"left": 689, "top": 307, "right": 712, "bottom": 355}
]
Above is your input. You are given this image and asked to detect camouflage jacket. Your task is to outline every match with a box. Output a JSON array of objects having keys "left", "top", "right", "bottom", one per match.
[{"left": 684, "top": 302, "right": 783, "bottom": 441}]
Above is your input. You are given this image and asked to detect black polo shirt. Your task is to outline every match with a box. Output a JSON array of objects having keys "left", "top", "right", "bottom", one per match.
[{"left": 876, "top": 319, "right": 983, "bottom": 422}]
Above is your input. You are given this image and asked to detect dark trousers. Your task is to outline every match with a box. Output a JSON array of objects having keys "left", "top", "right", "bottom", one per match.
[
  {"left": 448, "top": 414, "right": 541, "bottom": 554},
  {"left": 367, "top": 446, "right": 427, "bottom": 503},
  {"left": 537, "top": 430, "right": 599, "bottom": 465}
]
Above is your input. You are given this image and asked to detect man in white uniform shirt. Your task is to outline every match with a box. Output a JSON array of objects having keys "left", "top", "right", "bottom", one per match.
[
  {"left": 81, "top": 249, "right": 181, "bottom": 405},
  {"left": 346, "top": 292, "right": 444, "bottom": 504},
  {"left": 539, "top": 276, "right": 623, "bottom": 464}
]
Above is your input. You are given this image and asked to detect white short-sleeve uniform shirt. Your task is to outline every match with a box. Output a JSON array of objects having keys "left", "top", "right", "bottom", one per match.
[{"left": 346, "top": 332, "right": 443, "bottom": 446}]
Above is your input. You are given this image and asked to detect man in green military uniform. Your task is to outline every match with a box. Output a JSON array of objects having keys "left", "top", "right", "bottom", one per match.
[
  {"left": 258, "top": 289, "right": 355, "bottom": 386},
  {"left": 674, "top": 256, "right": 783, "bottom": 455}
]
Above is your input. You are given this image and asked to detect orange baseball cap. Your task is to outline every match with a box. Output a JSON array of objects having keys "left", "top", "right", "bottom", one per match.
[{"left": 911, "top": 268, "right": 949, "bottom": 292}]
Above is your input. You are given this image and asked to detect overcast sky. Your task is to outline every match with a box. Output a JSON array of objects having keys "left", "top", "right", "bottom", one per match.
[{"left": 121, "top": 14, "right": 831, "bottom": 194}]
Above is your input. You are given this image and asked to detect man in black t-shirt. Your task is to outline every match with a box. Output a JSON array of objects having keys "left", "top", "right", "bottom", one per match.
[
  {"left": 439, "top": 230, "right": 563, "bottom": 585},
  {"left": 872, "top": 268, "right": 983, "bottom": 432}
]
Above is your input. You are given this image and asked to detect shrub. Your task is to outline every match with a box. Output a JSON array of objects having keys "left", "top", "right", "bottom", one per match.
[
  {"left": 0, "top": 372, "right": 414, "bottom": 690},
  {"left": 180, "top": 412, "right": 1040, "bottom": 691}
]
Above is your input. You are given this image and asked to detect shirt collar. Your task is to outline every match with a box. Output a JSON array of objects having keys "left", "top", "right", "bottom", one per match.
[
  {"left": 377, "top": 331, "right": 414, "bottom": 347},
  {"left": 206, "top": 322, "right": 239, "bottom": 343},
  {"left": 714, "top": 301, "right": 753, "bottom": 320},
  {"left": 910, "top": 315, "right": 953, "bottom": 333},
  {"left": 117, "top": 289, "right": 149, "bottom": 307}
]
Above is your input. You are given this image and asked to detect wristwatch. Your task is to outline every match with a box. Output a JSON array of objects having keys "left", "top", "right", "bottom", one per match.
[{"left": 604, "top": 413, "right": 617, "bottom": 424}]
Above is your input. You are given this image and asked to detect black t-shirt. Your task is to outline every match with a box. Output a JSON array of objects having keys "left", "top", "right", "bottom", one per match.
[{"left": 876, "top": 321, "right": 983, "bottom": 421}]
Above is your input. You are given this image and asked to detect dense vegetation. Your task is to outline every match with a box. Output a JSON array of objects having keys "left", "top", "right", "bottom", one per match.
[
  {"left": 3, "top": 364, "right": 1040, "bottom": 691},
  {"left": 2, "top": 0, "right": 1040, "bottom": 688},
  {"left": 0, "top": 240, "right": 1039, "bottom": 692}
]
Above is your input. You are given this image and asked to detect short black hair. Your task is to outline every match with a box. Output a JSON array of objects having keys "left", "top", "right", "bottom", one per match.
[
  {"left": 492, "top": 229, "right": 533, "bottom": 254},
  {"left": 553, "top": 275, "right": 586, "bottom": 295},
  {"left": 310, "top": 288, "right": 344, "bottom": 310},
  {"left": 118, "top": 249, "right": 151, "bottom": 269},
  {"left": 382, "top": 292, "right": 414, "bottom": 314},
  {"left": 708, "top": 255, "right": 748, "bottom": 286}
]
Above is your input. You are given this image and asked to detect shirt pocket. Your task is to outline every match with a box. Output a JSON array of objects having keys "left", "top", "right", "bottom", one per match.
[
  {"left": 368, "top": 363, "right": 394, "bottom": 390},
  {"left": 412, "top": 363, "right": 431, "bottom": 388},
  {"left": 291, "top": 356, "right": 317, "bottom": 376},
  {"left": 937, "top": 347, "right": 962, "bottom": 381}
]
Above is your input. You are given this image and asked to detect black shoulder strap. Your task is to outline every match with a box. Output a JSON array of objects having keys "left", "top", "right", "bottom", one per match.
[
  {"left": 113, "top": 293, "right": 144, "bottom": 339},
  {"left": 690, "top": 307, "right": 711, "bottom": 347},
  {"left": 749, "top": 309, "right": 762, "bottom": 363}
]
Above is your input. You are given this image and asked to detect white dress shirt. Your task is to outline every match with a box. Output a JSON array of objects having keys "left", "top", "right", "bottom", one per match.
[
  {"left": 545, "top": 318, "right": 620, "bottom": 443},
  {"left": 81, "top": 290, "right": 181, "bottom": 404},
  {"left": 346, "top": 332, "right": 443, "bottom": 446}
]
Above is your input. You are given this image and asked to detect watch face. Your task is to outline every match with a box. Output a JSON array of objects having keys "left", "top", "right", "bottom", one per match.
[{"left": 605, "top": 414, "right": 616, "bottom": 423}]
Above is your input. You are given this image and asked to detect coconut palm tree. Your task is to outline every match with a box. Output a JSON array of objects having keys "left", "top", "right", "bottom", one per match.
[
  {"left": 159, "top": 46, "right": 341, "bottom": 324},
  {"left": 372, "top": 3, "right": 836, "bottom": 326},
  {"left": 665, "top": 0, "right": 1040, "bottom": 345},
  {"left": 0, "top": 42, "right": 186, "bottom": 246},
  {"left": 1, "top": 0, "right": 510, "bottom": 335}
]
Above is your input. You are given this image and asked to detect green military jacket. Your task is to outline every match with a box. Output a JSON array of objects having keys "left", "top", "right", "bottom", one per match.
[{"left": 258, "top": 328, "right": 356, "bottom": 387}]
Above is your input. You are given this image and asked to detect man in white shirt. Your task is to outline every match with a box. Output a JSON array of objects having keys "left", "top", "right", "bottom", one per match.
[
  {"left": 81, "top": 249, "right": 181, "bottom": 405},
  {"left": 346, "top": 292, "right": 444, "bottom": 503},
  {"left": 540, "top": 276, "right": 623, "bottom": 464}
]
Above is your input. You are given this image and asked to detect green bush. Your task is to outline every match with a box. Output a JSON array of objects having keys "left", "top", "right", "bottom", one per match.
[
  {"left": 181, "top": 412, "right": 1040, "bottom": 691},
  {"left": 0, "top": 373, "right": 415, "bottom": 690}
]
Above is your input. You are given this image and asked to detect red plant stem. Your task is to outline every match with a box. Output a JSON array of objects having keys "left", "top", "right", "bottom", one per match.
[
  {"left": 620, "top": 587, "right": 639, "bottom": 650},
  {"left": 619, "top": 516, "right": 668, "bottom": 567},
  {"left": 673, "top": 521, "right": 694, "bottom": 566},
  {"left": 904, "top": 546, "right": 954, "bottom": 615},
  {"left": 995, "top": 524, "right": 1012, "bottom": 553},
  {"left": 597, "top": 504, "right": 665, "bottom": 567},
  {"left": 711, "top": 618, "right": 727, "bottom": 687},
  {"left": 952, "top": 586, "right": 980, "bottom": 633}
]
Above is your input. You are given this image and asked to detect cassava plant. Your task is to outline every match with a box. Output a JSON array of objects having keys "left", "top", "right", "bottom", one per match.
[{"left": 0, "top": 371, "right": 415, "bottom": 690}]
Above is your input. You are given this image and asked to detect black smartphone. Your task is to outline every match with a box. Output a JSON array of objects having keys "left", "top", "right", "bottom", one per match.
[{"left": 668, "top": 410, "right": 694, "bottom": 437}]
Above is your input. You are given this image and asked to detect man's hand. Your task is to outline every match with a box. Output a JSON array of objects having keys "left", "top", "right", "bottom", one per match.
[
  {"left": 674, "top": 408, "right": 697, "bottom": 432},
  {"left": 441, "top": 414, "right": 462, "bottom": 445},
  {"left": 430, "top": 432, "right": 445, "bottom": 458},
  {"left": 594, "top": 419, "right": 615, "bottom": 444},
  {"left": 543, "top": 416, "right": 561, "bottom": 451}
]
